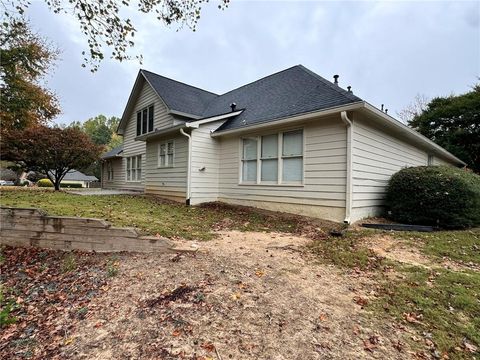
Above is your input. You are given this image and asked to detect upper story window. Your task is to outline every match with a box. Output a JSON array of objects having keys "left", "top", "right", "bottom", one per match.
[
  {"left": 241, "top": 129, "right": 303, "bottom": 185},
  {"left": 136, "top": 105, "right": 154, "bottom": 136},
  {"left": 158, "top": 140, "right": 175, "bottom": 168}
]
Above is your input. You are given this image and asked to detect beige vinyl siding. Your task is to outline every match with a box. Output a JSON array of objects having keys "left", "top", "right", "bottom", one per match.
[
  {"left": 190, "top": 120, "right": 225, "bottom": 204},
  {"left": 218, "top": 116, "right": 347, "bottom": 221},
  {"left": 432, "top": 156, "right": 452, "bottom": 166},
  {"left": 144, "top": 135, "right": 188, "bottom": 201},
  {"left": 350, "top": 114, "right": 429, "bottom": 221},
  {"left": 104, "top": 80, "right": 175, "bottom": 190}
]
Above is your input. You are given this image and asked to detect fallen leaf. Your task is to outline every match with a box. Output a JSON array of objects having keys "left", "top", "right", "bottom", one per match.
[
  {"left": 255, "top": 269, "right": 265, "bottom": 277},
  {"left": 64, "top": 337, "right": 75, "bottom": 345},
  {"left": 353, "top": 296, "right": 368, "bottom": 307},
  {"left": 201, "top": 342, "right": 216, "bottom": 352},
  {"left": 404, "top": 312, "right": 421, "bottom": 324},
  {"left": 319, "top": 313, "right": 328, "bottom": 322},
  {"left": 172, "top": 329, "right": 182, "bottom": 337},
  {"left": 464, "top": 340, "right": 478, "bottom": 353}
]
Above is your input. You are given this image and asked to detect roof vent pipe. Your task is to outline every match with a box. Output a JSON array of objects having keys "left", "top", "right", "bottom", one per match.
[
  {"left": 381, "top": 104, "right": 384, "bottom": 111},
  {"left": 333, "top": 75, "right": 339, "bottom": 85},
  {"left": 347, "top": 86, "right": 352, "bottom": 93},
  {"left": 230, "top": 103, "right": 237, "bottom": 112},
  {"left": 385, "top": 109, "right": 388, "bottom": 114}
]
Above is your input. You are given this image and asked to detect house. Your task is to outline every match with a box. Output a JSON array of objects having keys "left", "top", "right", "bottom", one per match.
[
  {"left": 101, "top": 65, "right": 465, "bottom": 223},
  {"left": 57, "top": 170, "right": 98, "bottom": 188}
]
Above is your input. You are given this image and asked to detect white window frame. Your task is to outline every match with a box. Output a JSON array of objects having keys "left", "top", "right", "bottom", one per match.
[
  {"left": 125, "top": 155, "right": 142, "bottom": 182},
  {"left": 158, "top": 140, "right": 175, "bottom": 168},
  {"left": 239, "top": 128, "right": 304, "bottom": 186}
]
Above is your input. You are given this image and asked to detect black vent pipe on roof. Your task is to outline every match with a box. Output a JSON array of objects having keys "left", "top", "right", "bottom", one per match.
[
  {"left": 230, "top": 103, "right": 237, "bottom": 112},
  {"left": 333, "top": 75, "right": 339, "bottom": 85}
]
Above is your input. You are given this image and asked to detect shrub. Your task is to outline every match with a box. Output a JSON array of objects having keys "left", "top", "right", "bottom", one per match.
[
  {"left": 37, "top": 178, "right": 53, "bottom": 187},
  {"left": 386, "top": 166, "right": 480, "bottom": 229}
]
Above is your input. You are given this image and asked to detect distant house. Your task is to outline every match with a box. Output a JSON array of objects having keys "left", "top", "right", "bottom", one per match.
[
  {"left": 59, "top": 170, "right": 98, "bottom": 188},
  {"left": 101, "top": 65, "right": 465, "bottom": 223}
]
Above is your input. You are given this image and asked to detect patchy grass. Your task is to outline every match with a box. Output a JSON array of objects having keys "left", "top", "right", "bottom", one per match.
[
  {"left": 392, "top": 230, "right": 480, "bottom": 265},
  {"left": 0, "top": 188, "right": 339, "bottom": 240},
  {"left": 0, "top": 246, "right": 112, "bottom": 359},
  {"left": 309, "top": 229, "right": 480, "bottom": 358},
  {"left": 308, "top": 230, "right": 387, "bottom": 271}
]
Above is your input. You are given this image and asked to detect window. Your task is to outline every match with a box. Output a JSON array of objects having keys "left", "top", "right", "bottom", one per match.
[
  {"left": 427, "top": 154, "right": 434, "bottom": 166},
  {"left": 158, "top": 140, "right": 175, "bottom": 167},
  {"left": 126, "top": 155, "right": 142, "bottom": 181},
  {"left": 282, "top": 130, "right": 303, "bottom": 182},
  {"left": 107, "top": 162, "right": 114, "bottom": 181},
  {"left": 242, "top": 138, "right": 257, "bottom": 182},
  {"left": 241, "top": 129, "right": 303, "bottom": 184},
  {"left": 136, "top": 105, "right": 154, "bottom": 136}
]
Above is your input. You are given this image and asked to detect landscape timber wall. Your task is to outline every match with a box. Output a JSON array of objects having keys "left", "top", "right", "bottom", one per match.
[{"left": 0, "top": 207, "right": 174, "bottom": 253}]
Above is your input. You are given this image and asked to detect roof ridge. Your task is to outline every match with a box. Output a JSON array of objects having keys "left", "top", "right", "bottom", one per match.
[
  {"left": 297, "top": 65, "right": 361, "bottom": 102},
  {"left": 140, "top": 69, "right": 219, "bottom": 96},
  {"left": 216, "top": 64, "right": 304, "bottom": 97}
]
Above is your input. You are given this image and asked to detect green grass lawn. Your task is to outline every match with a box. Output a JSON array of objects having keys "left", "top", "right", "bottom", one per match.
[
  {"left": 0, "top": 188, "right": 329, "bottom": 240},
  {"left": 309, "top": 228, "right": 480, "bottom": 358}
]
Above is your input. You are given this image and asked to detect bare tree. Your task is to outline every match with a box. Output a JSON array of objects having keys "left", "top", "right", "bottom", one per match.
[
  {"left": 2, "top": 0, "right": 229, "bottom": 71},
  {"left": 396, "top": 94, "right": 430, "bottom": 124}
]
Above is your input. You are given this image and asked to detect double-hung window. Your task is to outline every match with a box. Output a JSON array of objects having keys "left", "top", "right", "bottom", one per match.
[
  {"left": 107, "top": 162, "right": 114, "bottom": 181},
  {"left": 126, "top": 155, "right": 142, "bottom": 181},
  {"left": 241, "top": 138, "right": 258, "bottom": 182},
  {"left": 241, "top": 129, "right": 303, "bottom": 184},
  {"left": 158, "top": 140, "right": 175, "bottom": 167},
  {"left": 136, "top": 105, "right": 154, "bottom": 136}
]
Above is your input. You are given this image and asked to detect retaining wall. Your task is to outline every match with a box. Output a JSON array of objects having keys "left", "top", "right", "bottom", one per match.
[{"left": 0, "top": 207, "right": 175, "bottom": 252}]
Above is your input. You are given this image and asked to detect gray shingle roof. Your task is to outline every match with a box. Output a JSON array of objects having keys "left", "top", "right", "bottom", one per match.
[
  {"left": 141, "top": 70, "right": 218, "bottom": 117},
  {"left": 207, "top": 65, "right": 362, "bottom": 132},
  {"left": 49, "top": 170, "right": 98, "bottom": 182},
  {"left": 141, "top": 65, "right": 362, "bottom": 131},
  {"left": 101, "top": 145, "right": 123, "bottom": 159}
]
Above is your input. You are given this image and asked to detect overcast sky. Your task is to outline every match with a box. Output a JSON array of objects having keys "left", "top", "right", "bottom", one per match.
[{"left": 26, "top": 0, "right": 479, "bottom": 125}]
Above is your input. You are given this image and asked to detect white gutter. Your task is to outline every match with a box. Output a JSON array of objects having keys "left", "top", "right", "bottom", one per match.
[
  {"left": 190, "top": 110, "right": 244, "bottom": 126},
  {"left": 362, "top": 103, "right": 466, "bottom": 166},
  {"left": 211, "top": 102, "right": 364, "bottom": 137},
  {"left": 168, "top": 109, "right": 202, "bottom": 120},
  {"left": 340, "top": 111, "right": 353, "bottom": 224}
]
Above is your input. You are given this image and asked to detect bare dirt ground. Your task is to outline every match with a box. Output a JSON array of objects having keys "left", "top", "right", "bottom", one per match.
[
  {"left": 63, "top": 231, "right": 413, "bottom": 360},
  {"left": 363, "top": 233, "right": 480, "bottom": 272}
]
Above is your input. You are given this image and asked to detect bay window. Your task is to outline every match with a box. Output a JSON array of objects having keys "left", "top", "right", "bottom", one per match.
[{"left": 241, "top": 129, "right": 303, "bottom": 184}]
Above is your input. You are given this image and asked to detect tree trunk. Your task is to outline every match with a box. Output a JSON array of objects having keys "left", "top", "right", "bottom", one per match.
[{"left": 54, "top": 179, "right": 61, "bottom": 191}]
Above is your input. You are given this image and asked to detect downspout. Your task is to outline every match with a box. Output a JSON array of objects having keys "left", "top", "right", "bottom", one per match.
[
  {"left": 340, "top": 111, "right": 353, "bottom": 224},
  {"left": 179, "top": 128, "right": 192, "bottom": 205}
]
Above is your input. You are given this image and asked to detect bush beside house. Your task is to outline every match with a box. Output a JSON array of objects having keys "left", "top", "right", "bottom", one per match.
[{"left": 386, "top": 166, "right": 480, "bottom": 229}]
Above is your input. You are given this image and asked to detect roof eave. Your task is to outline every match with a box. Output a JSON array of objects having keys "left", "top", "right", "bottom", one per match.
[
  {"left": 361, "top": 103, "right": 466, "bottom": 166},
  {"left": 135, "top": 123, "right": 200, "bottom": 142},
  {"left": 211, "top": 102, "right": 365, "bottom": 137}
]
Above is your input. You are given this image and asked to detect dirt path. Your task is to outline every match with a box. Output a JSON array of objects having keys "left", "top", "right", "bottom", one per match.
[{"left": 64, "top": 231, "right": 411, "bottom": 360}]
